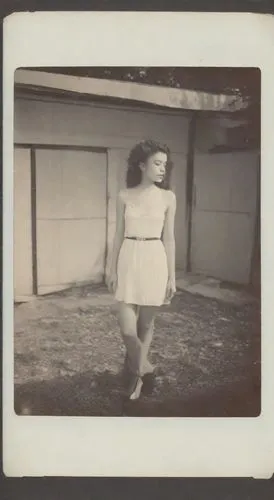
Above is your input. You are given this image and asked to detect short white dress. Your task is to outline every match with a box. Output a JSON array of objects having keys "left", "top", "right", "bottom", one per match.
[{"left": 115, "top": 186, "right": 169, "bottom": 306}]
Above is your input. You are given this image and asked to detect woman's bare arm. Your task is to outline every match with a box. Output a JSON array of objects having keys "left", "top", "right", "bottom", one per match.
[
  {"left": 162, "top": 190, "right": 177, "bottom": 284},
  {"left": 109, "top": 190, "right": 126, "bottom": 276}
]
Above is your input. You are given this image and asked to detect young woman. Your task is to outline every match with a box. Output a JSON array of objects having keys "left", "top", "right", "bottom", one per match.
[{"left": 108, "top": 139, "right": 177, "bottom": 400}]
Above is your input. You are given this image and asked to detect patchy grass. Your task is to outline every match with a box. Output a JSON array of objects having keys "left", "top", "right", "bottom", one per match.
[{"left": 14, "top": 285, "right": 260, "bottom": 417}]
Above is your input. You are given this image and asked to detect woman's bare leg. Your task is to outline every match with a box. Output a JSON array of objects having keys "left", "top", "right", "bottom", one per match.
[
  {"left": 118, "top": 302, "right": 144, "bottom": 376},
  {"left": 137, "top": 306, "right": 158, "bottom": 374}
]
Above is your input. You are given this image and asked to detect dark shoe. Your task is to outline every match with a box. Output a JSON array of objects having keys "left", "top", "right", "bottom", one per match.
[
  {"left": 122, "top": 353, "right": 130, "bottom": 377},
  {"left": 142, "top": 371, "right": 156, "bottom": 395}
]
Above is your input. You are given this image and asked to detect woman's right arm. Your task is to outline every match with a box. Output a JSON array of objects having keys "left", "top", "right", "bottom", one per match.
[{"left": 108, "top": 190, "right": 125, "bottom": 292}]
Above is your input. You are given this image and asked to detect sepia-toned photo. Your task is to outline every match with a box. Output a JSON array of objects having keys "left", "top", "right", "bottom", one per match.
[{"left": 13, "top": 66, "right": 261, "bottom": 418}]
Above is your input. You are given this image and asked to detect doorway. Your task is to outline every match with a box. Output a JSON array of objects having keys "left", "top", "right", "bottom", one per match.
[{"left": 14, "top": 146, "right": 108, "bottom": 298}]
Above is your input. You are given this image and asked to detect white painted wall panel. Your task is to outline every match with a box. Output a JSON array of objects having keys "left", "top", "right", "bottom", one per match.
[
  {"left": 59, "top": 220, "right": 106, "bottom": 284},
  {"left": 35, "top": 151, "right": 62, "bottom": 219},
  {"left": 36, "top": 220, "right": 60, "bottom": 287},
  {"left": 226, "top": 213, "right": 255, "bottom": 283},
  {"left": 229, "top": 153, "right": 258, "bottom": 213},
  {"left": 115, "top": 149, "right": 130, "bottom": 190},
  {"left": 191, "top": 212, "right": 253, "bottom": 283},
  {"left": 195, "top": 116, "right": 227, "bottom": 152},
  {"left": 194, "top": 157, "right": 231, "bottom": 211},
  {"left": 191, "top": 211, "right": 231, "bottom": 279},
  {"left": 14, "top": 98, "right": 189, "bottom": 153},
  {"left": 194, "top": 152, "right": 258, "bottom": 214},
  {"left": 14, "top": 148, "right": 33, "bottom": 298},
  {"left": 191, "top": 151, "right": 259, "bottom": 284},
  {"left": 35, "top": 149, "right": 107, "bottom": 293},
  {"left": 105, "top": 149, "right": 128, "bottom": 275},
  {"left": 171, "top": 153, "right": 188, "bottom": 269},
  {"left": 36, "top": 150, "right": 107, "bottom": 219},
  {"left": 37, "top": 219, "right": 106, "bottom": 289}
]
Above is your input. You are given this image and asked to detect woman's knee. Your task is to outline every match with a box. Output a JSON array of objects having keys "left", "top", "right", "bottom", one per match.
[
  {"left": 118, "top": 304, "right": 138, "bottom": 337},
  {"left": 121, "top": 328, "right": 138, "bottom": 339}
]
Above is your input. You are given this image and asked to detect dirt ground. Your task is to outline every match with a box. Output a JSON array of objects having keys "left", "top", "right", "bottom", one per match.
[{"left": 14, "top": 284, "right": 261, "bottom": 417}]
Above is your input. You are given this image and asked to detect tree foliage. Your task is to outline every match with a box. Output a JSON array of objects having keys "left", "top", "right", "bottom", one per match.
[{"left": 40, "top": 66, "right": 259, "bottom": 100}]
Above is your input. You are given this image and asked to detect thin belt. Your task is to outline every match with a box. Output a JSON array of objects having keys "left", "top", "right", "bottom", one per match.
[{"left": 125, "top": 236, "right": 160, "bottom": 241}]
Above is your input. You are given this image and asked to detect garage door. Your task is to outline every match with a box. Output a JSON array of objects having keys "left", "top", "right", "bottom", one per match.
[
  {"left": 35, "top": 149, "right": 107, "bottom": 294},
  {"left": 190, "top": 151, "right": 259, "bottom": 284}
]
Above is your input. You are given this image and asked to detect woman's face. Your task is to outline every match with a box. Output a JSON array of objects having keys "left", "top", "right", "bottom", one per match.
[{"left": 141, "top": 151, "right": 168, "bottom": 184}]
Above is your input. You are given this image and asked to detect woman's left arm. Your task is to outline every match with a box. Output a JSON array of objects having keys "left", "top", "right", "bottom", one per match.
[{"left": 162, "top": 190, "right": 177, "bottom": 301}]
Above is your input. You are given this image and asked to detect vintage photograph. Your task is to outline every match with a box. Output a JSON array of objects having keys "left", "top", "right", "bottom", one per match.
[{"left": 13, "top": 66, "right": 261, "bottom": 417}]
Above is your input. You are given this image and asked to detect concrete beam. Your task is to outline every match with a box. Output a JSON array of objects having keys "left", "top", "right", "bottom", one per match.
[{"left": 15, "top": 69, "right": 246, "bottom": 112}]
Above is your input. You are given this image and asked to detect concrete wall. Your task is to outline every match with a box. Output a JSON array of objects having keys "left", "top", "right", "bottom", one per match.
[{"left": 14, "top": 96, "right": 190, "bottom": 296}]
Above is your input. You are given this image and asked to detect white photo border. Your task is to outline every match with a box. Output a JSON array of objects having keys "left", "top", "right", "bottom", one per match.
[{"left": 3, "top": 11, "right": 273, "bottom": 478}]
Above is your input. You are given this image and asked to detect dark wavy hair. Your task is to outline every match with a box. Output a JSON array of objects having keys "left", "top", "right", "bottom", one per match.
[{"left": 126, "top": 139, "right": 173, "bottom": 190}]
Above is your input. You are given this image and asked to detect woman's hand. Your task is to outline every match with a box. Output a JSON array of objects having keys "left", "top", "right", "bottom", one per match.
[
  {"left": 107, "top": 271, "right": 118, "bottom": 294},
  {"left": 165, "top": 277, "right": 176, "bottom": 302}
]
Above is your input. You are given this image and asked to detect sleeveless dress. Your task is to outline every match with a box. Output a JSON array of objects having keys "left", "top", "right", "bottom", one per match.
[{"left": 115, "top": 186, "right": 169, "bottom": 306}]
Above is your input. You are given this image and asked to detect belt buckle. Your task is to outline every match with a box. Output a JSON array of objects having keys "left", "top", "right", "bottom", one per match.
[{"left": 137, "top": 237, "right": 145, "bottom": 241}]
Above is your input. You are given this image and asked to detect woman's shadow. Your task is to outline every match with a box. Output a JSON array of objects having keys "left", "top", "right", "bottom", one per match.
[
  {"left": 15, "top": 369, "right": 127, "bottom": 416},
  {"left": 14, "top": 365, "right": 260, "bottom": 417},
  {"left": 14, "top": 367, "right": 176, "bottom": 417}
]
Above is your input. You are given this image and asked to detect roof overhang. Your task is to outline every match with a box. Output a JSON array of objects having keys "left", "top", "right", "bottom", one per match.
[{"left": 14, "top": 69, "right": 247, "bottom": 113}]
